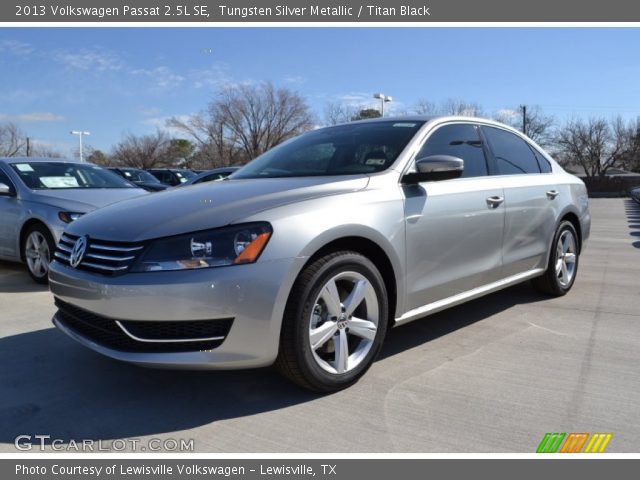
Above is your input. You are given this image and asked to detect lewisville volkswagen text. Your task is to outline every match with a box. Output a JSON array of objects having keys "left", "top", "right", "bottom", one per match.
[{"left": 49, "top": 116, "right": 590, "bottom": 391}]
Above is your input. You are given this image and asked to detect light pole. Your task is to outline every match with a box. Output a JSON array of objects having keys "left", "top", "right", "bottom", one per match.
[
  {"left": 70, "top": 130, "right": 90, "bottom": 162},
  {"left": 373, "top": 93, "right": 393, "bottom": 117}
]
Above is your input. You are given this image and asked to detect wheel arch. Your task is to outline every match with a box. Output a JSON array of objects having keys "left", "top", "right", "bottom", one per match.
[
  {"left": 19, "top": 218, "right": 56, "bottom": 263},
  {"left": 294, "top": 232, "right": 403, "bottom": 328}
]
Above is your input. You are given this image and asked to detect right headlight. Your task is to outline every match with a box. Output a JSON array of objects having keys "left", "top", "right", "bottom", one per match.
[{"left": 130, "top": 222, "right": 272, "bottom": 272}]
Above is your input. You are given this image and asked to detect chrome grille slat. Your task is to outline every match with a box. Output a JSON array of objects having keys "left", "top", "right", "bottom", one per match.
[
  {"left": 57, "top": 243, "right": 72, "bottom": 253},
  {"left": 91, "top": 243, "right": 144, "bottom": 252},
  {"left": 81, "top": 261, "right": 130, "bottom": 272},
  {"left": 54, "top": 234, "right": 144, "bottom": 275},
  {"left": 86, "top": 252, "right": 135, "bottom": 262}
]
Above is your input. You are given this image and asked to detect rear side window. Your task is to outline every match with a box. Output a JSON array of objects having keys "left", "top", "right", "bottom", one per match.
[
  {"left": 530, "top": 146, "right": 552, "bottom": 173},
  {"left": 483, "top": 126, "right": 541, "bottom": 175},
  {"left": 0, "top": 168, "right": 13, "bottom": 189},
  {"left": 416, "top": 124, "right": 488, "bottom": 178}
]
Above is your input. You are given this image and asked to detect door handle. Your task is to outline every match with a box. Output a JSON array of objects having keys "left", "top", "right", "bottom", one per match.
[
  {"left": 546, "top": 190, "right": 559, "bottom": 200},
  {"left": 486, "top": 196, "right": 504, "bottom": 208}
]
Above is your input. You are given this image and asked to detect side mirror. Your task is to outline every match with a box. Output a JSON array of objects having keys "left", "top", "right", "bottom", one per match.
[
  {"left": 402, "top": 155, "right": 464, "bottom": 184},
  {"left": 0, "top": 182, "right": 15, "bottom": 196}
]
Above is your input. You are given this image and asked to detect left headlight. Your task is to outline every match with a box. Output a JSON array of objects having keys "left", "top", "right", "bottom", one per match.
[
  {"left": 58, "top": 211, "right": 84, "bottom": 223},
  {"left": 130, "top": 222, "right": 272, "bottom": 272}
]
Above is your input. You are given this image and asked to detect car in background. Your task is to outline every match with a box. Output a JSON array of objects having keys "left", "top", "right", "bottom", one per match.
[
  {"left": 0, "top": 157, "right": 147, "bottom": 283},
  {"left": 49, "top": 117, "right": 590, "bottom": 391},
  {"left": 630, "top": 186, "right": 640, "bottom": 204},
  {"left": 108, "top": 167, "right": 168, "bottom": 192},
  {"left": 178, "top": 167, "right": 240, "bottom": 187},
  {"left": 147, "top": 168, "right": 196, "bottom": 186}
]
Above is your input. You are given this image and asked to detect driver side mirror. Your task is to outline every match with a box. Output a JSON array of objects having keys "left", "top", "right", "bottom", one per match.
[
  {"left": 0, "top": 182, "right": 15, "bottom": 196},
  {"left": 402, "top": 155, "right": 464, "bottom": 184}
]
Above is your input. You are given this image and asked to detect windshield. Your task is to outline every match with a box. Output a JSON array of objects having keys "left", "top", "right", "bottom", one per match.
[
  {"left": 232, "top": 121, "right": 425, "bottom": 179},
  {"left": 121, "top": 168, "right": 162, "bottom": 184},
  {"left": 11, "top": 162, "right": 136, "bottom": 190}
]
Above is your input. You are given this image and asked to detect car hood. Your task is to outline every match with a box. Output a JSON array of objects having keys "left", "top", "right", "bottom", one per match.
[
  {"left": 66, "top": 176, "right": 370, "bottom": 242},
  {"left": 27, "top": 188, "right": 147, "bottom": 212}
]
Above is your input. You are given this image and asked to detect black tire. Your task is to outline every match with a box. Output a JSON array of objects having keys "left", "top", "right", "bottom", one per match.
[
  {"left": 532, "top": 221, "right": 579, "bottom": 296},
  {"left": 22, "top": 223, "right": 56, "bottom": 284},
  {"left": 276, "top": 251, "right": 388, "bottom": 392}
]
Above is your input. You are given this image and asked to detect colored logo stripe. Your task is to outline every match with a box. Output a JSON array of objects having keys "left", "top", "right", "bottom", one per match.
[
  {"left": 537, "top": 433, "right": 566, "bottom": 453},
  {"left": 537, "top": 433, "right": 612, "bottom": 453},
  {"left": 560, "top": 433, "right": 589, "bottom": 453},
  {"left": 584, "top": 433, "right": 613, "bottom": 453}
]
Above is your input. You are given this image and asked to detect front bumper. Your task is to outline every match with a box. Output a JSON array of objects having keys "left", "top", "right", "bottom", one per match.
[{"left": 49, "top": 256, "right": 304, "bottom": 369}]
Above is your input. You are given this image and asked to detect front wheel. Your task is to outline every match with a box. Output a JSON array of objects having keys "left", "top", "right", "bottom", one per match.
[
  {"left": 532, "top": 221, "right": 579, "bottom": 296},
  {"left": 276, "top": 251, "right": 388, "bottom": 392},
  {"left": 22, "top": 224, "right": 56, "bottom": 284}
]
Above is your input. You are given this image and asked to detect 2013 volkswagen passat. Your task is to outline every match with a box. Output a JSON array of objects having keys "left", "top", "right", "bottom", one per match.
[{"left": 50, "top": 117, "right": 590, "bottom": 391}]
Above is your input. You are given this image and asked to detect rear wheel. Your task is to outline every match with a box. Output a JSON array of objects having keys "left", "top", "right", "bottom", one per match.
[
  {"left": 532, "top": 221, "right": 579, "bottom": 296},
  {"left": 276, "top": 251, "right": 388, "bottom": 392},
  {"left": 23, "top": 224, "right": 55, "bottom": 284}
]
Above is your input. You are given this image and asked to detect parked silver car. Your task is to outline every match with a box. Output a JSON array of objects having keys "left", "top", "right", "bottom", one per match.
[
  {"left": 49, "top": 117, "right": 590, "bottom": 391},
  {"left": 0, "top": 157, "right": 147, "bottom": 283}
]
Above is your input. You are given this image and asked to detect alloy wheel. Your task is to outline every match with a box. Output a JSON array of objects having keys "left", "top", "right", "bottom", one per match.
[
  {"left": 25, "top": 231, "right": 51, "bottom": 279},
  {"left": 308, "top": 271, "right": 379, "bottom": 374}
]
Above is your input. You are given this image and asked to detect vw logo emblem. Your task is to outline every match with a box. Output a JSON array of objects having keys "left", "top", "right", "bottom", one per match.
[{"left": 69, "top": 236, "right": 88, "bottom": 268}]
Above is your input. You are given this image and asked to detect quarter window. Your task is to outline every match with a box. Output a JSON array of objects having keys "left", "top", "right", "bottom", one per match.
[
  {"left": 483, "top": 126, "right": 541, "bottom": 175},
  {"left": 530, "top": 146, "right": 552, "bottom": 173},
  {"left": 416, "top": 124, "right": 488, "bottom": 178}
]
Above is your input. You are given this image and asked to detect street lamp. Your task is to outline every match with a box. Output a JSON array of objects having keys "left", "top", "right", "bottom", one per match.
[
  {"left": 70, "top": 130, "right": 90, "bottom": 162},
  {"left": 373, "top": 93, "right": 393, "bottom": 117}
]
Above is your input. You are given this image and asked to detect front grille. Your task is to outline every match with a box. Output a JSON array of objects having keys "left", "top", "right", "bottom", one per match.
[
  {"left": 54, "top": 298, "right": 233, "bottom": 353},
  {"left": 54, "top": 233, "right": 144, "bottom": 275}
]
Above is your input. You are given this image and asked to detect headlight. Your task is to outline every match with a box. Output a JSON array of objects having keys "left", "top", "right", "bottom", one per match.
[
  {"left": 130, "top": 222, "right": 272, "bottom": 272},
  {"left": 58, "top": 212, "right": 83, "bottom": 223}
]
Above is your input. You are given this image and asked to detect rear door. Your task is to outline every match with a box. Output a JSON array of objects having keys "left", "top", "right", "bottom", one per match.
[
  {"left": 403, "top": 122, "right": 506, "bottom": 310},
  {"left": 481, "top": 126, "right": 560, "bottom": 277}
]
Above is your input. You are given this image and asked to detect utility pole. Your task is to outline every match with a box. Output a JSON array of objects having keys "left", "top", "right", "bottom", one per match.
[
  {"left": 26, "top": 137, "right": 30, "bottom": 157},
  {"left": 520, "top": 105, "right": 527, "bottom": 135}
]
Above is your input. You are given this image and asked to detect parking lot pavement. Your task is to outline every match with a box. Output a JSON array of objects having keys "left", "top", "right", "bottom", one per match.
[{"left": 0, "top": 198, "right": 639, "bottom": 453}]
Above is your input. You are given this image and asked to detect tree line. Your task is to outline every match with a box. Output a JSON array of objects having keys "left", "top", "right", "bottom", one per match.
[{"left": 2, "top": 82, "right": 639, "bottom": 177}]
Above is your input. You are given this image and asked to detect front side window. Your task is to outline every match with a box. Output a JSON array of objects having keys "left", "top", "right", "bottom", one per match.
[
  {"left": 483, "top": 126, "right": 541, "bottom": 175},
  {"left": 416, "top": 124, "right": 488, "bottom": 178},
  {"left": 10, "top": 162, "right": 135, "bottom": 190},
  {"left": 232, "top": 121, "right": 425, "bottom": 179},
  {"left": 0, "top": 168, "right": 14, "bottom": 191}
]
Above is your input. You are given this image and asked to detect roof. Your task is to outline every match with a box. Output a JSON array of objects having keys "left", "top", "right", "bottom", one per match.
[{"left": 0, "top": 156, "right": 80, "bottom": 164}]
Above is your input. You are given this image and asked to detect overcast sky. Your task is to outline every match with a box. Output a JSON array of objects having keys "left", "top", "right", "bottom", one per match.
[{"left": 1, "top": 27, "right": 640, "bottom": 156}]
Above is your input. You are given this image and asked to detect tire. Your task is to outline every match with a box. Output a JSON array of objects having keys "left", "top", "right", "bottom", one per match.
[
  {"left": 532, "top": 221, "right": 579, "bottom": 296},
  {"left": 276, "top": 251, "right": 388, "bottom": 392},
  {"left": 22, "top": 223, "right": 55, "bottom": 284}
]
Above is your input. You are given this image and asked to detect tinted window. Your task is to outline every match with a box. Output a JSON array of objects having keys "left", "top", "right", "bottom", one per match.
[
  {"left": 10, "top": 162, "right": 135, "bottom": 190},
  {"left": 483, "top": 127, "right": 541, "bottom": 175},
  {"left": 530, "top": 146, "right": 552, "bottom": 173},
  {"left": 233, "top": 121, "right": 424, "bottom": 179},
  {"left": 417, "top": 124, "right": 488, "bottom": 178},
  {"left": 0, "top": 168, "right": 14, "bottom": 189}
]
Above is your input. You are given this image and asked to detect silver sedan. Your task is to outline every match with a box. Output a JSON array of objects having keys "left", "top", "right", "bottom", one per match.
[
  {"left": 0, "top": 157, "right": 147, "bottom": 283},
  {"left": 49, "top": 117, "right": 590, "bottom": 391}
]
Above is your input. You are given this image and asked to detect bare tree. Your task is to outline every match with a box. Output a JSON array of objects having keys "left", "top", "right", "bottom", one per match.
[
  {"left": 110, "top": 131, "right": 171, "bottom": 169},
  {"left": 412, "top": 99, "right": 438, "bottom": 115},
  {"left": 324, "top": 101, "right": 359, "bottom": 125},
  {"left": 170, "top": 82, "right": 313, "bottom": 167},
  {"left": 168, "top": 113, "right": 244, "bottom": 168},
  {"left": 212, "top": 82, "right": 314, "bottom": 160},
  {"left": 440, "top": 98, "right": 484, "bottom": 117},
  {"left": 494, "top": 105, "right": 556, "bottom": 147},
  {"left": 554, "top": 117, "right": 637, "bottom": 177},
  {"left": 0, "top": 122, "right": 27, "bottom": 157}
]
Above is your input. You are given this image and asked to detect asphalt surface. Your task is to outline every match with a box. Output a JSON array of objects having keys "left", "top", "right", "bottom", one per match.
[{"left": 1, "top": 198, "right": 639, "bottom": 453}]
